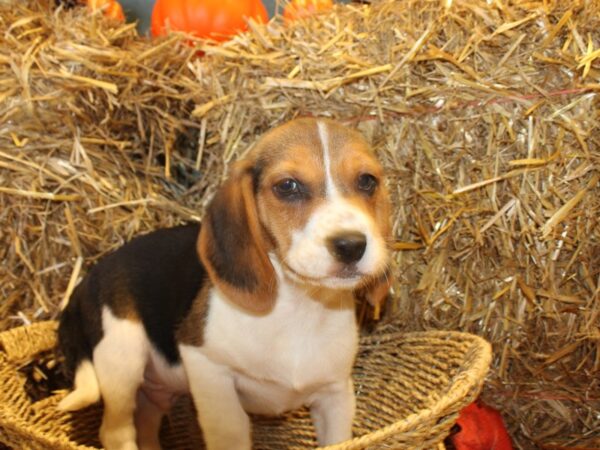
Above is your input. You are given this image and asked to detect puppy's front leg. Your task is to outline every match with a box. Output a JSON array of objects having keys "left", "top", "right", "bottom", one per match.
[
  {"left": 179, "top": 346, "right": 251, "bottom": 450},
  {"left": 310, "top": 378, "right": 356, "bottom": 446}
]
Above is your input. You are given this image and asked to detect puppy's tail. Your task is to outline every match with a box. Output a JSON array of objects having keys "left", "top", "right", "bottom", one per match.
[
  {"left": 57, "top": 359, "right": 100, "bottom": 411},
  {"left": 57, "top": 281, "right": 101, "bottom": 411}
]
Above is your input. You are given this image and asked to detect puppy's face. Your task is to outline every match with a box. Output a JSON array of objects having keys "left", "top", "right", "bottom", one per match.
[{"left": 251, "top": 119, "right": 390, "bottom": 290}]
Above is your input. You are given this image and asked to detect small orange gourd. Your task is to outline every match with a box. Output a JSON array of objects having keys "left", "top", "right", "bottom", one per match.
[{"left": 84, "top": 0, "right": 125, "bottom": 21}]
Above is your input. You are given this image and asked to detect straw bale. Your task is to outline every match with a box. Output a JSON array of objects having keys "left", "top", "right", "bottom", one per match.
[{"left": 1, "top": 0, "right": 599, "bottom": 448}]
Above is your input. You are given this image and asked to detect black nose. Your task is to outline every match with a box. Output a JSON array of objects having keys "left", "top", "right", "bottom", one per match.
[{"left": 328, "top": 232, "right": 367, "bottom": 264}]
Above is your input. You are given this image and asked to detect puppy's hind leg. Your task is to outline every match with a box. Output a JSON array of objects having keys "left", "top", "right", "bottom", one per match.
[
  {"left": 94, "top": 308, "right": 149, "bottom": 450},
  {"left": 135, "top": 390, "right": 169, "bottom": 450}
]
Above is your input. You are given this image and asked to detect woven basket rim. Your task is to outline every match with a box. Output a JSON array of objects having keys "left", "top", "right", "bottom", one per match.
[
  {"left": 0, "top": 321, "right": 491, "bottom": 450},
  {"left": 321, "top": 330, "right": 491, "bottom": 449}
]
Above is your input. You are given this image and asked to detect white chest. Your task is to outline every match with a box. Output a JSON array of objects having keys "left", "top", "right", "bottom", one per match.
[{"left": 198, "top": 281, "right": 358, "bottom": 415}]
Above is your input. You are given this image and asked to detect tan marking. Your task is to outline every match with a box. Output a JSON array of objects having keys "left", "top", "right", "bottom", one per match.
[
  {"left": 321, "top": 120, "right": 391, "bottom": 241},
  {"left": 106, "top": 282, "right": 141, "bottom": 322},
  {"left": 176, "top": 282, "right": 211, "bottom": 347},
  {"left": 243, "top": 119, "right": 327, "bottom": 261},
  {"left": 256, "top": 148, "right": 325, "bottom": 254}
]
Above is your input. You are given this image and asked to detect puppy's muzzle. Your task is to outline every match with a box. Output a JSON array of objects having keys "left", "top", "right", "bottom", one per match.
[{"left": 327, "top": 232, "right": 367, "bottom": 264}]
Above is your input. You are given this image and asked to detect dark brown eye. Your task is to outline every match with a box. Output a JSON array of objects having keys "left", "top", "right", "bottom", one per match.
[
  {"left": 273, "top": 178, "right": 307, "bottom": 201},
  {"left": 357, "top": 173, "right": 378, "bottom": 195}
]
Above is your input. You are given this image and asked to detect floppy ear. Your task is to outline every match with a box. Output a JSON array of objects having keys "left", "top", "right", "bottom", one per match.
[
  {"left": 363, "top": 179, "right": 393, "bottom": 319},
  {"left": 198, "top": 161, "right": 276, "bottom": 313},
  {"left": 355, "top": 271, "right": 391, "bottom": 320}
]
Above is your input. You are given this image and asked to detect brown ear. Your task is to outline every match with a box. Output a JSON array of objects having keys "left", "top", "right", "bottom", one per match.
[
  {"left": 198, "top": 161, "right": 276, "bottom": 313},
  {"left": 355, "top": 271, "right": 391, "bottom": 320}
]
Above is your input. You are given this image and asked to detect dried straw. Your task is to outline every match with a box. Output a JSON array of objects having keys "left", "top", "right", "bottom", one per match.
[{"left": 1, "top": 0, "right": 599, "bottom": 448}]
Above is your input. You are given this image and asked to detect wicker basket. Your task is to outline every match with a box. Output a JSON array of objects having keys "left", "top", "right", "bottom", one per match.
[{"left": 0, "top": 321, "right": 491, "bottom": 449}]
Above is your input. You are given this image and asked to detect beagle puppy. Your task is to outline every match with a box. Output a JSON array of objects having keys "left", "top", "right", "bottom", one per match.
[{"left": 58, "top": 118, "right": 391, "bottom": 450}]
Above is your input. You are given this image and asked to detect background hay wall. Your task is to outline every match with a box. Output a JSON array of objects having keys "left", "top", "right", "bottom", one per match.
[{"left": 1, "top": 0, "right": 599, "bottom": 448}]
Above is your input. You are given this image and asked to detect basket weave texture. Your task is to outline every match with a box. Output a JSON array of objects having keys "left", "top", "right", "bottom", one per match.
[{"left": 0, "top": 321, "right": 491, "bottom": 449}]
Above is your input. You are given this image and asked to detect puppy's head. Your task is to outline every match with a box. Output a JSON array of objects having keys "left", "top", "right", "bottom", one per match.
[{"left": 199, "top": 118, "right": 391, "bottom": 312}]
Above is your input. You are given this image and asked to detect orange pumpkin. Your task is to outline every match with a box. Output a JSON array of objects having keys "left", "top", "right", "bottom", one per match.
[
  {"left": 282, "top": 0, "right": 334, "bottom": 21},
  {"left": 151, "top": 0, "right": 268, "bottom": 41},
  {"left": 83, "top": 0, "right": 125, "bottom": 21}
]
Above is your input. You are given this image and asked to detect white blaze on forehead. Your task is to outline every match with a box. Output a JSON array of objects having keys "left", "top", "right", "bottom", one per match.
[{"left": 317, "top": 121, "right": 339, "bottom": 198}]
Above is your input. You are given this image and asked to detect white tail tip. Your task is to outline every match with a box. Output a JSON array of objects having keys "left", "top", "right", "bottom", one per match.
[{"left": 57, "top": 360, "right": 100, "bottom": 411}]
